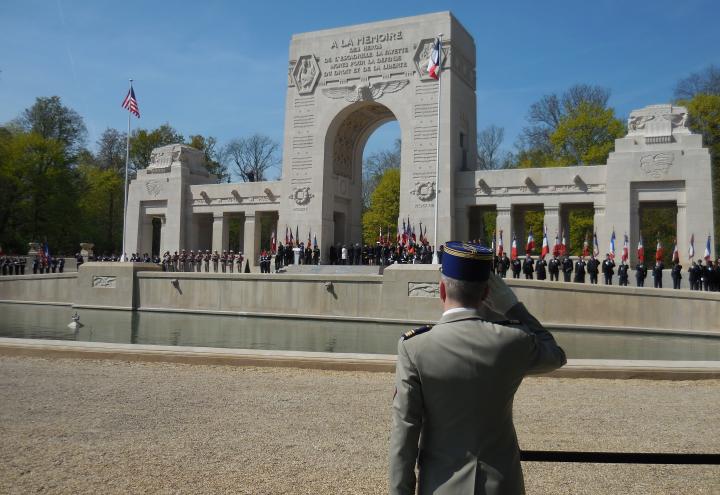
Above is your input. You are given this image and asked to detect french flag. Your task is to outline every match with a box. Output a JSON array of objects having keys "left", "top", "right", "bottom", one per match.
[
  {"left": 497, "top": 230, "right": 504, "bottom": 257},
  {"left": 672, "top": 240, "right": 679, "bottom": 263},
  {"left": 609, "top": 230, "right": 616, "bottom": 260},
  {"left": 540, "top": 226, "right": 549, "bottom": 258},
  {"left": 637, "top": 237, "right": 645, "bottom": 263},
  {"left": 704, "top": 235, "right": 712, "bottom": 260},
  {"left": 552, "top": 232, "right": 560, "bottom": 257},
  {"left": 511, "top": 233, "right": 518, "bottom": 259},
  {"left": 427, "top": 38, "right": 441, "bottom": 80},
  {"left": 688, "top": 233, "right": 695, "bottom": 260},
  {"left": 582, "top": 234, "right": 590, "bottom": 257},
  {"left": 561, "top": 231, "right": 567, "bottom": 256},
  {"left": 593, "top": 231, "right": 599, "bottom": 257},
  {"left": 655, "top": 238, "right": 663, "bottom": 262},
  {"left": 526, "top": 230, "right": 535, "bottom": 254},
  {"left": 622, "top": 233, "right": 629, "bottom": 262}
]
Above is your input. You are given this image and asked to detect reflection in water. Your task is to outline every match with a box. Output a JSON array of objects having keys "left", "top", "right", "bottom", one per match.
[{"left": 0, "top": 303, "right": 719, "bottom": 361}]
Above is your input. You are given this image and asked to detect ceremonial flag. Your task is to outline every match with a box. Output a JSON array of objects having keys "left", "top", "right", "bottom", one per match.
[
  {"left": 582, "top": 233, "right": 590, "bottom": 257},
  {"left": 593, "top": 231, "right": 599, "bottom": 256},
  {"left": 672, "top": 239, "right": 679, "bottom": 263},
  {"left": 704, "top": 235, "right": 712, "bottom": 260},
  {"left": 637, "top": 236, "right": 645, "bottom": 263},
  {"left": 511, "top": 233, "right": 518, "bottom": 259},
  {"left": 688, "top": 233, "right": 695, "bottom": 260},
  {"left": 427, "top": 38, "right": 441, "bottom": 80},
  {"left": 411, "top": 225, "right": 416, "bottom": 244},
  {"left": 552, "top": 232, "right": 561, "bottom": 257},
  {"left": 609, "top": 230, "right": 616, "bottom": 260},
  {"left": 622, "top": 233, "right": 629, "bottom": 262},
  {"left": 401, "top": 219, "right": 407, "bottom": 245},
  {"left": 526, "top": 230, "right": 535, "bottom": 254},
  {"left": 655, "top": 238, "right": 663, "bottom": 262},
  {"left": 541, "top": 226, "right": 549, "bottom": 258},
  {"left": 285, "top": 226, "right": 289, "bottom": 245},
  {"left": 307, "top": 230, "right": 311, "bottom": 248},
  {"left": 313, "top": 234, "right": 317, "bottom": 249},
  {"left": 419, "top": 221, "right": 424, "bottom": 243},
  {"left": 295, "top": 226, "right": 299, "bottom": 246},
  {"left": 497, "top": 230, "right": 504, "bottom": 257},
  {"left": 491, "top": 231, "right": 496, "bottom": 255},
  {"left": 271, "top": 231, "right": 276, "bottom": 254},
  {"left": 561, "top": 230, "right": 567, "bottom": 256},
  {"left": 289, "top": 228, "right": 294, "bottom": 244},
  {"left": 122, "top": 86, "right": 140, "bottom": 118}
]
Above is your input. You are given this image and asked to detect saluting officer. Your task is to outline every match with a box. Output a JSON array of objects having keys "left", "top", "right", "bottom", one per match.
[
  {"left": 548, "top": 255, "right": 560, "bottom": 281},
  {"left": 586, "top": 255, "right": 600, "bottom": 284},
  {"left": 602, "top": 254, "right": 615, "bottom": 285},
  {"left": 535, "top": 256, "right": 547, "bottom": 280},
  {"left": 618, "top": 261, "right": 629, "bottom": 286},
  {"left": 635, "top": 262, "right": 648, "bottom": 287},
  {"left": 671, "top": 261, "right": 683, "bottom": 289},
  {"left": 390, "top": 242, "right": 566, "bottom": 495}
]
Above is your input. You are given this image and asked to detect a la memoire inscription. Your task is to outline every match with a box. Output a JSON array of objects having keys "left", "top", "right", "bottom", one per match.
[{"left": 323, "top": 31, "right": 410, "bottom": 78}]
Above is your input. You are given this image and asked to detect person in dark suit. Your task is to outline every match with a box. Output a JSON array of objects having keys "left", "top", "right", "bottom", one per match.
[
  {"left": 511, "top": 257, "right": 521, "bottom": 279},
  {"left": 389, "top": 242, "right": 566, "bottom": 495},
  {"left": 535, "top": 256, "right": 547, "bottom": 280},
  {"left": 618, "top": 261, "right": 629, "bottom": 286},
  {"left": 573, "top": 257, "right": 586, "bottom": 283},
  {"left": 702, "top": 260, "right": 713, "bottom": 291},
  {"left": 635, "top": 262, "right": 647, "bottom": 287},
  {"left": 671, "top": 262, "right": 683, "bottom": 289},
  {"left": 548, "top": 255, "right": 560, "bottom": 281},
  {"left": 499, "top": 254, "right": 510, "bottom": 278},
  {"left": 688, "top": 261, "right": 699, "bottom": 290},
  {"left": 586, "top": 255, "right": 600, "bottom": 284},
  {"left": 652, "top": 261, "right": 664, "bottom": 288},
  {"left": 562, "top": 255, "right": 573, "bottom": 282},
  {"left": 522, "top": 254, "right": 534, "bottom": 280},
  {"left": 602, "top": 254, "right": 615, "bottom": 285}
]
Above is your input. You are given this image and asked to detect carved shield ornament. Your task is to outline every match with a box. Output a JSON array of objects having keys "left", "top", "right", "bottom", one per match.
[
  {"left": 145, "top": 180, "right": 163, "bottom": 197},
  {"left": 292, "top": 55, "right": 320, "bottom": 95},
  {"left": 640, "top": 153, "right": 674, "bottom": 178}
]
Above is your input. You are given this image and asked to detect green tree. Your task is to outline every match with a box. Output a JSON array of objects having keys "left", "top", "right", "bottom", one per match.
[
  {"left": 14, "top": 96, "right": 87, "bottom": 157},
  {"left": 187, "top": 134, "right": 229, "bottom": 182},
  {"left": 550, "top": 102, "right": 625, "bottom": 166},
  {"left": 362, "top": 138, "right": 401, "bottom": 209},
  {"left": 130, "top": 124, "right": 184, "bottom": 172},
  {"left": 362, "top": 168, "right": 400, "bottom": 244}
]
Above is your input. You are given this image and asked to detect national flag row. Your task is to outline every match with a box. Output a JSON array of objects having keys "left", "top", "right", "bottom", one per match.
[{"left": 493, "top": 228, "right": 713, "bottom": 263}]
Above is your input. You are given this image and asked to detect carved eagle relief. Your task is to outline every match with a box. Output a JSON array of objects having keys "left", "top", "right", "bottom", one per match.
[{"left": 321, "top": 79, "right": 409, "bottom": 102}]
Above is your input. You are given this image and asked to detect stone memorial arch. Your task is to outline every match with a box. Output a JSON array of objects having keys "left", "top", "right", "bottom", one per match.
[{"left": 281, "top": 11, "right": 477, "bottom": 249}]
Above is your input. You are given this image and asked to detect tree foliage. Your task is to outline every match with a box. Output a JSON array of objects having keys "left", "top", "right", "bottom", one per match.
[
  {"left": 477, "top": 125, "right": 513, "bottom": 170},
  {"left": 223, "top": 134, "right": 280, "bottom": 182},
  {"left": 14, "top": 96, "right": 87, "bottom": 158},
  {"left": 129, "top": 124, "right": 184, "bottom": 172},
  {"left": 674, "top": 65, "right": 720, "bottom": 100},
  {"left": 362, "top": 138, "right": 400, "bottom": 209},
  {"left": 362, "top": 168, "right": 400, "bottom": 244},
  {"left": 188, "top": 134, "right": 229, "bottom": 183}
]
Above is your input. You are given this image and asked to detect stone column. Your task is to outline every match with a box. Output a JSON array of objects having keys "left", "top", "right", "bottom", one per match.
[
  {"left": 593, "top": 204, "right": 606, "bottom": 256},
  {"left": 243, "top": 214, "right": 261, "bottom": 268},
  {"left": 496, "top": 206, "right": 512, "bottom": 254},
  {"left": 544, "top": 205, "right": 561, "bottom": 251},
  {"left": 212, "top": 213, "right": 227, "bottom": 252},
  {"left": 159, "top": 216, "right": 168, "bottom": 254}
]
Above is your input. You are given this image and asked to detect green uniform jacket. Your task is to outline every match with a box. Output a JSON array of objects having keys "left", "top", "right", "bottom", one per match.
[{"left": 389, "top": 304, "right": 566, "bottom": 495}]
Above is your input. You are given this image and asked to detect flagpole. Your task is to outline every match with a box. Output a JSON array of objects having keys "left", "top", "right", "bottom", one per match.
[
  {"left": 432, "top": 34, "right": 443, "bottom": 265},
  {"left": 121, "top": 79, "right": 132, "bottom": 262}
]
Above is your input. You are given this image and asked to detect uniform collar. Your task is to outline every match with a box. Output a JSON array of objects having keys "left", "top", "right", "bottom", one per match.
[{"left": 438, "top": 307, "right": 480, "bottom": 324}]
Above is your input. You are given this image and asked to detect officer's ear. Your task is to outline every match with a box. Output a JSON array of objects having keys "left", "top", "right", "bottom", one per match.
[{"left": 439, "top": 279, "right": 447, "bottom": 302}]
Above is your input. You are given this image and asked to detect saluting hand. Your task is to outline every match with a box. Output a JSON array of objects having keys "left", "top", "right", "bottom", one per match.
[{"left": 482, "top": 273, "right": 519, "bottom": 317}]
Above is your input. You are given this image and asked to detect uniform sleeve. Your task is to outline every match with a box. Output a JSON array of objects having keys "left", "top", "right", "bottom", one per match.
[
  {"left": 505, "top": 302, "right": 567, "bottom": 374},
  {"left": 389, "top": 339, "right": 423, "bottom": 495}
]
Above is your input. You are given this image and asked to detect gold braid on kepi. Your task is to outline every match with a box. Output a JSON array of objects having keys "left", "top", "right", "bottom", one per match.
[{"left": 442, "top": 241, "right": 494, "bottom": 281}]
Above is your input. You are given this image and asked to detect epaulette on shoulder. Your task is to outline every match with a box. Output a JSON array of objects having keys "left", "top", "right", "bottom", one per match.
[
  {"left": 401, "top": 324, "right": 433, "bottom": 340},
  {"left": 492, "top": 319, "right": 522, "bottom": 327}
]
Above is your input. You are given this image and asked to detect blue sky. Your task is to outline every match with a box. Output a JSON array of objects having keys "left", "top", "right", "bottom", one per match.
[{"left": 1, "top": 0, "right": 719, "bottom": 161}]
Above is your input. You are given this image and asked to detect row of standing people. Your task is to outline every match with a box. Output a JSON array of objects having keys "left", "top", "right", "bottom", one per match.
[
  {"left": 1, "top": 255, "right": 67, "bottom": 275},
  {"left": 327, "top": 242, "right": 434, "bottom": 266},
  {"left": 493, "top": 252, "right": 720, "bottom": 291}
]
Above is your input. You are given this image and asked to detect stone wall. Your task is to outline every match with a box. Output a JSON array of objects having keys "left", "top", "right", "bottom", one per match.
[{"left": 0, "top": 273, "right": 77, "bottom": 305}]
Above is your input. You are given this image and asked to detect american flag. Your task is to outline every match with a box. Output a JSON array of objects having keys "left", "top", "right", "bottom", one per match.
[{"left": 122, "top": 86, "right": 140, "bottom": 118}]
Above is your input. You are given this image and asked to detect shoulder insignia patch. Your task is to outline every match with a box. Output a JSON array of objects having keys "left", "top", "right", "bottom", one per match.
[{"left": 401, "top": 324, "right": 433, "bottom": 340}]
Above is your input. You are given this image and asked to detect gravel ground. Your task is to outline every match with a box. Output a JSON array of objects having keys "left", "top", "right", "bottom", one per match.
[{"left": 0, "top": 356, "right": 718, "bottom": 494}]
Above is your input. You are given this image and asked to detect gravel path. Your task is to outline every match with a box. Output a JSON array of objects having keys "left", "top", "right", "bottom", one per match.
[{"left": 0, "top": 356, "right": 718, "bottom": 494}]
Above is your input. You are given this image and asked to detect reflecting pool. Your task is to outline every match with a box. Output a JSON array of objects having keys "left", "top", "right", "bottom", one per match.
[{"left": 1, "top": 302, "right": 719, "bottom": 361}]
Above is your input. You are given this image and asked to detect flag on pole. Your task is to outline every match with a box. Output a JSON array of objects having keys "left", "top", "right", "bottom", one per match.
[
  {"left": 313, "top": 234, "right": 317, "bottom": 249},
  {"left": 295, "top": 226, "right": 299, "bottom": 246},
  {"left": 122, "top": 86, "right": 140, "bottom": 118},
  {"left": 541, "top": 226, "right": 549, "bottom": 258},
  {"left": 672, "top": 239, "right": 679, "bottom": 263},
  {"left": 271, "top": 230, "right": 276, "bottom": 254},
  {"left": 307, "top": 230, "right": 311, "bottom": 248},
  {"left": 622, "top": 233, "right": 629, "bottom": 262},
  {"left": 411, "top": 225, "right": 416, "bottom": 244},
  {"left": 289, "top": 228, "right": 294, "bottom": 244},
  {"left": 491, "top": 230, "right": 496, "bottom": 255},
  {"left": 593, "top": 231, "right": 599, "bottom": 256},
  {"left": 609, "top": 230, "right": 616, "bottom": 260},
  {"left": 497, "top": 230, "right": 504, "bottom": 257},
  {"left": 655, "top": 238, "right": 663, "bottom": 262},
  {"left": 427, "top": 38, "right": 442, "bottom": 80},
  {"left": 704, "top": 235, "right": 712, "bottom": 260},
  {"left": 688, "top": 233, "right": 695, "bottom": 260},
  {"left": 637, "top": 236, "right": 645, "bottom": 263},
  {"left": 511, "top": 233, "right": 518, "bottom": 259},
  {"left": 526, "top": 230, "right": 535, "bottom": 254},
  {"left": 560, "top": 230, "right": 567, "bottom": 256},
  {"left": 552, "top": 232, "right": 560, "bottom": 257},
  {"left": 285, "top": 226, "right": 289, "bottom": 245},
  {"left": 582, "top": 233, "right": 590, "bottom": 257}
]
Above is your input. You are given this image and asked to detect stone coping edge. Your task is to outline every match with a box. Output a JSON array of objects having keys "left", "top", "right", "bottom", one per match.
[{"left": 1, "top": 338, "right": 719, "bottom": 379}]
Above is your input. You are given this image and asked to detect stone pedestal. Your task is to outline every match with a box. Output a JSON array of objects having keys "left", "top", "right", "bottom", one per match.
[
  {"left": 74, "top": 262, "right": 162, "bottom": 310},
  {"left": 293, "top": 247, "right": 301, "bottom": 265}
]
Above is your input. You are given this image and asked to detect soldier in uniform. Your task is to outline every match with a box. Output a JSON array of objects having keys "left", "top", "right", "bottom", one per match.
[
  {"left": 535, "top": 256, "right": 547, "bottom": 280},
  {"left": 499, "top": 253, "right": 510, "bottom": 278},
  {"left": 688, "top": 261, "right": 699, "bottom": 290},
  {"left": 652, "top": 260, "right": 664, "bottom": 288},
  {"left": 671, "top": 261, "right": 682, "bottom": 289},
  {"left": 236, "top": 252, "right": 244, "bottom": 273},
  {"left": 229, "top": 251, "right": 236, "bottom": 273},
  {"left": 510, "top": 256, "right": 521, "bottom": 279},
  {"left": 561, "top": 255, "right": 573, "bottom": 282},
  {"left": 220, "top": 250, "right": 227, "bottom": 273},
  {"left": 618, "top": 260, "right": 629, "bottom": 286},
  {"left": 389, "top": 242, "right": 566, "bottom": 495},
  {"left": 635, "top": 262, "right": 647, "bottom": 287},
  {"left": 313, "top": 245, "right": 320, "bottom": 265},
  {"left": 178, "top": 250, "right": 186, "bottom": 272},
  {"left": 548, "top": 255, "right": 560, "bottom": 281},
  {"left": 701, "top": 259, "right": 713, "bottom": 291},
  {"left": 276, "top": 243, "right": 285, "bottom": 269},
  {"left": 204, "top": 250, "right": 211, "bottom": 272},
  {"left": 602, "top": 254, "right": 615, "bottom": 285},
  {"left": 586, "top": 254, "right": 600, "bottom": 284},
  {"left": 522, "top": 254, "right": 534, "bottom": 280},
  {"left": 573, "top": 256, "right": 586, "bottom": 283}
]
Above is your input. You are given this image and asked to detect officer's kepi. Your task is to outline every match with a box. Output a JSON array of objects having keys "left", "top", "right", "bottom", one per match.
[{"left": 441, "top": 241, "right": 494, "bottom": 281}]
